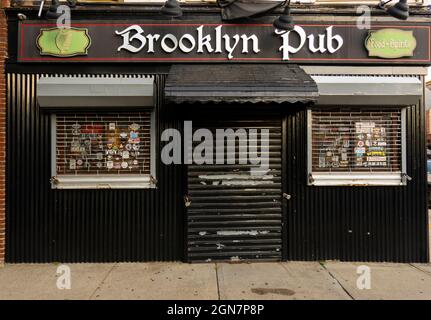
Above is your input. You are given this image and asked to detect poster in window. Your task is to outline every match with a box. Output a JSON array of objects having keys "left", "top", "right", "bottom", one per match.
[{"left": 355, "top": 122, "right": 387, "bottom": 167}]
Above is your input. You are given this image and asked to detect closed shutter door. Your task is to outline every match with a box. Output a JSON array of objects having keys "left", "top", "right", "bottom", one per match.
[{"left": 187, "top": 120, "right": 283, "bottom": 262}]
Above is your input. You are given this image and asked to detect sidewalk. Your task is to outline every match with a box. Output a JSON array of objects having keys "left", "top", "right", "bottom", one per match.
[
  {"left": 1, "top": 261, "right": 431, "bottom": 300},
  {"left": 0, "top": 212, "right": 429, "bottom": 300}
]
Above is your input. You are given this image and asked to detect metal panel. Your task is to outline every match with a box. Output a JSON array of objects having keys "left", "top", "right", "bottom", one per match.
[
  {"left": 37, "top": 75, "right": 154, "bottom": 109},
  {"left": 6, "top": 73, "right": 185, "bottom": 263},
  {"left": 186, "top": 119, "right": 283, "bottom": 262},
  {"left": 300, "top": 66, "right": 429, "bottom": 76},
  {"left": 285, "top": 105, "right": 429, "bottom": 262},
  {"left": 312, "top": 75, "right": 422, "bottom": 106}
]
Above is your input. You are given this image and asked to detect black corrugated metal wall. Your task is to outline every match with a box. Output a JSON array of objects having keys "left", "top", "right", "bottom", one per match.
[
  {"left": 5, "top": 72, "right": 429, "bottom": 263},
  {"left": 6, "top": 73, "right": 185, "bottom": 263},
  {"left": 285, "top": 105, "right": 429, "bottom": 262}
]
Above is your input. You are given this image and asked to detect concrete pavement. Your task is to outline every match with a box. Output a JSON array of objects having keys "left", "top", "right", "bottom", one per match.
[
  {"left": 217, "top": 262, "right": 349, "bottom": 300},
  {"left": 0, "top": 209, "right": 429, "bottom": 300},
  {"left": 324, "top": 262, "right": 431, "bottom": 300},
  {"left": 1, "top": 261, "right": 431, "bottom": 300}
]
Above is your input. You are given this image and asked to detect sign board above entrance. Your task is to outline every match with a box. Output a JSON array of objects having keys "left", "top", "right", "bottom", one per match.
[{"left": 18, "top": 20, "right": 431, "bottom": 64}]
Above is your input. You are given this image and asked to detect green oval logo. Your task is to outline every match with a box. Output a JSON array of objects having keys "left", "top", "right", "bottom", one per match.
[
  {"left": 37, "top": 27, "right": 91, "bottom": 57},
  {"left": 365, "top": 28, "right": 416, "bottom": 59}
]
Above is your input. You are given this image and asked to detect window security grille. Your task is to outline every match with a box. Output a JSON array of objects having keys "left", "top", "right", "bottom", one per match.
[
  {"left": 310, "top": 108, "right": 402, "bottom": 174},
  {"left": 55, "top": 112, "right": 151, "bottom": 176}
]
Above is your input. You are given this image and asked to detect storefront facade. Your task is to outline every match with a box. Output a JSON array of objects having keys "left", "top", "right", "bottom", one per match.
[{"left": 2, "top": 4, "right": 430, "bottom": 263}]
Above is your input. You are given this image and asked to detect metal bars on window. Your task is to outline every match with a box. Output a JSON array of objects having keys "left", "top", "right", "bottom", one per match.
[
  {"left": 307, "top": 108, "right": 406, "bottom": 186},
  {"left": 54, "top": 112, "right": 152, "bottom": 176}
]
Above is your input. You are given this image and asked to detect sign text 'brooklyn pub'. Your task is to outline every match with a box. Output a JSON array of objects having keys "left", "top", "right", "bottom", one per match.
[{"left": 18, "top": 20, "right": 431, "bottom": 64}]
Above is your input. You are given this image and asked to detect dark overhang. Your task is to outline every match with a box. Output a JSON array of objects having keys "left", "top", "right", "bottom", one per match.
[{"left": 164, "top": 64, "right": 318, "bottom": 105}]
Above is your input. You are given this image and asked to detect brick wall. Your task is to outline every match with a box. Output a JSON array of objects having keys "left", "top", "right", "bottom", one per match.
[{"left": 0, "top": 0, "right": 7, "bottom": 265}]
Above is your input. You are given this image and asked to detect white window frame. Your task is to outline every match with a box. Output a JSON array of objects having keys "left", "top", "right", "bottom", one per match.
[
  {"left": 307, "top": 107, "right": 407, "bottom": 186},
  {"left": 50, "top": 112, "right": 157, "bottom": 189}
]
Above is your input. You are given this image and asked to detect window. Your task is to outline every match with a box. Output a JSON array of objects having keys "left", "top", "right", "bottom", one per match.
[
  {"left": 307, "top": 108, "right": 406, "bottom": 186},
  {"left": 52, "top": 111, "right": 156, "bottom": 189}
]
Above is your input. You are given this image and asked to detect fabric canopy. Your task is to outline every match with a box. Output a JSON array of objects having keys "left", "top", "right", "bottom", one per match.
[
  {"left": 217, "top": 0, "right": 283, "bottom": 20},
  {"left": 164, "top": 64, "right": 318, "bottom": 105}
]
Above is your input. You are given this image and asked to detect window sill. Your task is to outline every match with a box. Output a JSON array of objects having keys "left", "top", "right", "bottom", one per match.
[
  {"left": 52, "top": 175, "right": 156, "bottom": 189},
  {"left": 309, "top": 173, "right": 405, "bottom": 186}
]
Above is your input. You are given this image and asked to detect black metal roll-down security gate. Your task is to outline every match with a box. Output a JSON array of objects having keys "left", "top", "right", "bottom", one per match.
[{"left": 186, "top": 119, "right": 283, "bottom": 262}]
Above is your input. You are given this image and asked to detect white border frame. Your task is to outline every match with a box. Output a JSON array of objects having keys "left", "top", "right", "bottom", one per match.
[
  {"left": 307, "top": 107, "right": 407, "bottom": 186},
  {"left": 51, "top": 112, "right": 157, "bottom": 189}
]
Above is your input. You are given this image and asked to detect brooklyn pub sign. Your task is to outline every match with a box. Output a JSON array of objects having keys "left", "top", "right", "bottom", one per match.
[{"left": 18, "top": 20, "right": 431, "bottom": 64}]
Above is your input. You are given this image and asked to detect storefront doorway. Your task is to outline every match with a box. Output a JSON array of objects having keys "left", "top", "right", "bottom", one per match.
[{"left": 185, "top": 119, "right": 283, "bottom": 262}]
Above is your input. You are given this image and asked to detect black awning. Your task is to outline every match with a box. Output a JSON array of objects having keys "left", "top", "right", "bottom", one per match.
[
  {"left": 164, "top": 64, "right": 318, "bottom": 105},
  {"left": 217, "top": 0, "right": 283, "bottom": 21}
]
